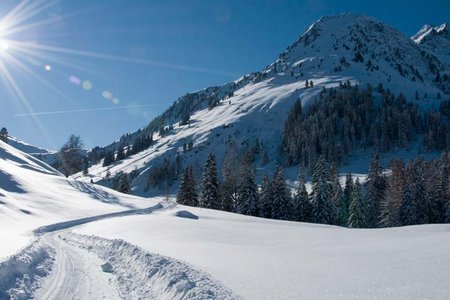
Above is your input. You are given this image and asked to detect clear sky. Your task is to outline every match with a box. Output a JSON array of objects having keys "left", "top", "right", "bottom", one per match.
[{"left": 0, "top": 0, "right": 448, "bottom": 150}]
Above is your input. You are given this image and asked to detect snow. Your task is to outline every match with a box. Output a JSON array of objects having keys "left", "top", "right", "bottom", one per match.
[
  {"left": 0, "top": 140, "right": 155, "bottom": 259},
  {"left": 34, "top": 232, "right": 121, "bottom": 300},
  {"left": 75, "top": 205, "right": 450, "bottom": 300}
]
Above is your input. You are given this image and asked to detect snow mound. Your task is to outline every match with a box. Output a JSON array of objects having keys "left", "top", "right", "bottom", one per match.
[
  {"left": 175, "top": 210, "right": 199, "bottom": 220},
  {"left": 0, "top": 240, "right": 55, "bottom": 299},
  {"left": 63, "top": 232, "right": 240, "bottom": 300}
]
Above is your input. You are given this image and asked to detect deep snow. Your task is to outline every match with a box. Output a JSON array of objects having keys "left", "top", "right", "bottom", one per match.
[{"left": 75, "top": 205, "right": 450, "bottom": 300}]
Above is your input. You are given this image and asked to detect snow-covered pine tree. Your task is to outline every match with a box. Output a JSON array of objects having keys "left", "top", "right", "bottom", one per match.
[
  {"left": 271, "top": 166, "right": 293, "bottom": 220},
  {"left": 235, "top": 162, "right": 259, "bottom": 216},
  {"left": 200, "top": 153, "right": 220, "bottom": 209},
  {"left": 348, "top": 178, "right": 367, "bottom": 228},
  {"left": 365, "top": 154, "right": 387, "bottom": 228},
  {"left": 310, "top": 155, "right": 335, "bottom": 224},
  {"left": 292, "top": 169, "right": 312, "bottom": 222},
  {"left": 340, "top": 172, "right": 353, "bottom": 226},
  {"left": 259, "top": 174, "right": 273, "bottom": 218},
  {"left": 177, "top": 166, "right": 198, "bottom": 207}
]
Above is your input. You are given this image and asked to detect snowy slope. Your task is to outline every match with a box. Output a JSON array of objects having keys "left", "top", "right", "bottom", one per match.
[
  {"left": 7, "top": 136, "right": 55, "bottom": 155},
  {"left": 77, "top": 14, "right": 450, "bottom": 194},
  {"left": 75, "top": 205, "right": 450, "bottom": 300},
  {"left": 0, "top": 140, "right": 154, "bottom": 259}
]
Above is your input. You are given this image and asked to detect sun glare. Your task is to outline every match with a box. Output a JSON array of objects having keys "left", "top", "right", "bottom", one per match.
[{"left": 1, "top": 41, "right": 9, "bottom": 52}]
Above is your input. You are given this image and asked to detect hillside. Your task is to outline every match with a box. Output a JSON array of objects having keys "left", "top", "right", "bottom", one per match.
[
  {"left": 0, "top": 140, "right": 153, "bottom": 259},
  {"left": 75, "top": 14, "right": 450, "bottom": 195}
]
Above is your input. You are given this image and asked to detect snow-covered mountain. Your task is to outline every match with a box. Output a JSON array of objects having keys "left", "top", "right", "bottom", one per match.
[
  {"left": 412, "top": 22, "right": 450, "bottom": 71},
  {"left": 77, "top": 14, "right": 450, "bottom": 194}
]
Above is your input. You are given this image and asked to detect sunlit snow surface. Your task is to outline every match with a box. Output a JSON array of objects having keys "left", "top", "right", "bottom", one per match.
[
  {"left": 75, "top": 206, "right": 450, "bottom": 300},
  {"left": 0, "top": 140, "right": 154, "bottom": 258}
]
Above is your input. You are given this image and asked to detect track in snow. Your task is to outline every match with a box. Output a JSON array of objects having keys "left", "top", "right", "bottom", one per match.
[
  {"left": 3, "top": 201, "right": 239, "bottom": 299},
  {"left": 34, "top": 232, "right": 120, "bottom": 300}
]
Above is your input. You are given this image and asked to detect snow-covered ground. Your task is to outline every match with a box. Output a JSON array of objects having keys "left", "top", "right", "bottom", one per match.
[
  {"left": 1, "top": 140, "right": 450, "bottom": 299},
  {"left": 0, "top": 140, "right": 155, "bottom": 259},
  {"left": 74, "top": 205, "right": 450, "bottom": 300}
]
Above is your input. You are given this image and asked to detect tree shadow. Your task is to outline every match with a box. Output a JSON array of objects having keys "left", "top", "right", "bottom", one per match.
[
  {"left": 0, "top": 170, "right": 26, "bottom": 194},
  {"left": 68, "top": 180, "right": 135, "bottom": 209}
]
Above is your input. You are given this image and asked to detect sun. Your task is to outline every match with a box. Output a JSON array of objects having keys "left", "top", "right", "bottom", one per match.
[{"left": 1, "top": 40, "right": 9, "bottom": 52}]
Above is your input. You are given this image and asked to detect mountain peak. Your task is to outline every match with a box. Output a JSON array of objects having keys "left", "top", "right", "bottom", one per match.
[{"left": 412, "top": 23, "right": 449, "bottom": 44}]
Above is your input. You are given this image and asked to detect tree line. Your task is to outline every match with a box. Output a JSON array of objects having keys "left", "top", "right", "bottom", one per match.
[
  {"left": 282, "top": 83, "right": 450, "bottom": 171},
  {"left": 178, "top": 151, "right": 450, "bottom": 227}
]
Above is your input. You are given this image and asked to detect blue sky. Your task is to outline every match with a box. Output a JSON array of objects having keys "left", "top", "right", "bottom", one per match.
[{"left": 0, "top": 0, "right": 448, "bottom": 150}]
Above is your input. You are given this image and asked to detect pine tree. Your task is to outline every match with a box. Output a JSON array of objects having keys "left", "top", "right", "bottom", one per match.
[
  {"left": 292, "top": 170, "right": 312, "bottom": 222},
  {"left": 200, "top": 153, "right": 220, "bottom": 209},
  {"left": 340, "top": 173, "right": 353, "bottom": 226},
  {"left": 177, "top": 166, "right": 198, "bottom": 207},
  {"left": 236, "top": 163, "right": 259, "bottom": 216},
  {"left": 116, "top": 146, "right": 126, "bottom": 161},
  {"left": 103, "top": 151, "right": 115, "bottom": 167},
  {"left": 221, "top": 142, "right": 239, "bottom": 212},
  {"left": 82, "top": 157, "right": 89, "bottom": 176},
  {"left": 0, "top": 127, "right": 8, "bottom": 143},
  {"left": 400, "top": 162, "right": 418, "bottom": 225},
  {"left": 428, "top": 161, "right": 449, "bottom": 223},
  {"left": 117, "top": 174, "right": 131, "bottom": 194},
  {"left": 446, "top": 199, "right": 450, "bottom": 223},
  {"left": 365, "top": 154, "right": 387, "bottom": 227},
  {"left": 413, "top": 160, "right": 429, "bottom": 224},
  {"left": 310, "top": 155, "right": 335, "bottom": 224},
  {"left": 348, "top": 178, "right": 367, "bottom": 228},
  {"left": 330, "top": 164, "right": 343, "bottom": 225},
  {"left": 379, "top": 160, "right": 404, "bottom": 227},
  {"left": 271, "top": 166, "right": 293, "bottom": 220},
  {"left": 259, "top": 174, "right": 273, "bottom": 218}
]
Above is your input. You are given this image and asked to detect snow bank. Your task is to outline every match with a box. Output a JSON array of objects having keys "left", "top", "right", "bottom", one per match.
[
  {"left": 0, "top": 240, "right": 54, "bottom": 299},
  {"left": 62, "top": 232, "right": 240, "bottom": 300}
]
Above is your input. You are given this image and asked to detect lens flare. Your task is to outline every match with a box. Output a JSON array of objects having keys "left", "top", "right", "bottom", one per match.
[
  {"left": 69, "top": 75, "right": 81, "bottom": 85},
  {"left": 44, "top": 64, "right": 51, "bottom": 71},
  {"left": 82, "top": 80, "right": 92, "bottom": 90}
]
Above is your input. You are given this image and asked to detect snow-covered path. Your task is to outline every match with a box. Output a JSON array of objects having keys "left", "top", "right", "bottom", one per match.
[
  {"left": 0, "top": 201, "right": 239, "bottom": 299},
  {"left": 34, "top": 232, "right": 120, "bottom": 300}
]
